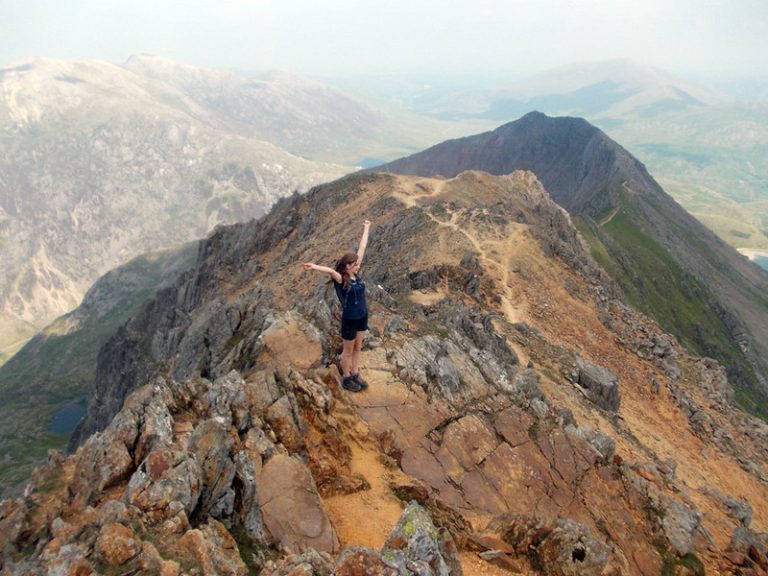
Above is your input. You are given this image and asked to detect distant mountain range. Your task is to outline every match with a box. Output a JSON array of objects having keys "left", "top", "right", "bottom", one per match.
[
  {"left": 0, "top": 57, "right": 357, "bottom": 360},
  {"left": 376, "top": 111, "right": 768, "bottom": 417},
  {"left": 407, "top": 59, "right": 725, "bottom": 121},
  {"left": 123, "top": 55, "right": 381, "bottom": 161}
]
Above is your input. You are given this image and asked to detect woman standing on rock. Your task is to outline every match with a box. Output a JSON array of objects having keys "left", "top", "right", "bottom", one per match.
[{"left": 303, "top": 220, "right": 371, "bottom": 392}]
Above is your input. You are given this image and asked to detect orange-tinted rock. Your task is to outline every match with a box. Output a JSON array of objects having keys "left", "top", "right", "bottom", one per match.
[
  {"left": 494, "top": 405, "right": 534, "bottom": 446},
  {"left": 435, "top": 414, "right": 498, "bottom": 484},
  {"left": 200, "top": 519, "right": 248, "bottom": 575},
  {"left": 145, "top": 450, "right": 173, "bottom": 481},
  {"left": 160, "top": 559, "right": 181, "bottom": 576},
  {"left": 266, "top": 396, "right": 304, "bottom": 452},
  {"left": 400, "top": 445, "right": 448, "bottom": 490},
  {"left": 95, "top": 523, "right": 140, "bottom": 565},
  {"left": 258, "top": 454, "right": 339, "bottom": 553},
  {"left": 133, "top": 541, "right": 160, "bottom": 573},
  {"left": 335, "top": 547, "right": 398, "bottom": 576},
  {"left": 178, "top": 529, "right": 215, "bottom": 574},
  {"left": 177, "top": 520, "right": 247, "bottom": 576}
]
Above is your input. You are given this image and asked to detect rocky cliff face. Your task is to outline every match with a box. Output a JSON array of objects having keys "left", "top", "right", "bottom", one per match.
[
  {"left": 375, "top": 112, "right": 768, "bottom": 417},
  {"left": 2, "top": 170, "right": 767, "bottom": 575},
  {"left": 0, "top": 57, "right": 351, "bottom": 352}
]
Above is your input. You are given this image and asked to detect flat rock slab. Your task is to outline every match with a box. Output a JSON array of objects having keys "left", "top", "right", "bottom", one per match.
[{"left": 352, "top": 376, "right": 452, "bottom": 450}]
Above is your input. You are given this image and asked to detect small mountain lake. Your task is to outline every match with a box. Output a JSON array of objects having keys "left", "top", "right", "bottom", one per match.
[
  {"left": 754, "top": 256, "right": 768, "bottom": 272},
  {"left": 49, "top": 396, "right": 88, "bottom": 435}
]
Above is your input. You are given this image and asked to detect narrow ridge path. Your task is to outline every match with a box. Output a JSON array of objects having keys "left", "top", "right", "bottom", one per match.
[{"left": 391, "top": 180, "right": 530, "bottom": 365}]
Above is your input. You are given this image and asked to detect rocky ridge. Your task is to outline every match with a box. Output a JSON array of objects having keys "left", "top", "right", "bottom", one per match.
[
  {"left": 374, "top": 112, "right": 768, "bottom": 417},
  {"left": 2, "top": 171, "right": 767, "bottom": 575}
]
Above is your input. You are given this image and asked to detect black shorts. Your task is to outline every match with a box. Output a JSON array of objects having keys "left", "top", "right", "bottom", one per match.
[{"left": 341, "top": 315, "right": 368, "bottom": 341}]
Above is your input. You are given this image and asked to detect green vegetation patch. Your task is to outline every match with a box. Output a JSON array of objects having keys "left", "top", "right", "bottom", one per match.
[{"left": 575, "top": 199, "right": 768, "bottom": 419}]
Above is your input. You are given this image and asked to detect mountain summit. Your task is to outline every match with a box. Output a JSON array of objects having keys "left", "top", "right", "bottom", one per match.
[
  {"left": 375, "top": 112, "right": 768, "bottom": 416},
  {"left": 2, "top": 169, "right": 767, "bottom": 574}
]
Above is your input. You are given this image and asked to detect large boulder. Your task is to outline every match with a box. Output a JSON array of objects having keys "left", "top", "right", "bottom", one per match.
[
  {"left": 571, "top": 358, "right": 621, "bottom": 412},
  {"left": 258, "top": 454, "right": 339, "bottom": 553}
]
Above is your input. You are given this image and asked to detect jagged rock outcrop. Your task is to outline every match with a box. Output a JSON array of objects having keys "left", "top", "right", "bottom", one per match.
[{"left": 492, "top": 515, "right": 615, "bottom": 576}]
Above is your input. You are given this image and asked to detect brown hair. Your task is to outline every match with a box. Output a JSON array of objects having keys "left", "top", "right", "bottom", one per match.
[{"left": 332, "top": 252, "right": 358, "bottom": 289}]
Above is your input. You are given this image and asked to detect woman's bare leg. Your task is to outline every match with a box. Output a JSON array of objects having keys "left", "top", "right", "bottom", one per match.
[
  {"left": 351, "top": 330, "right": 365, "bottom": 376},
  {"left": 341, "top": 339, "right": 356, "bottom": 376}
]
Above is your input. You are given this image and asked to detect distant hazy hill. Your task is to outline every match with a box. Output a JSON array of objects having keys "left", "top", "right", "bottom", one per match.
[
  {"left": 0, "top": 57, "right": 351, "bottom": 357},
  {"left": 399, "top": 60, "right": 720, "bottom": 121},
  {"left": 376, "top": 112, "right": 768, "bottom": 417},
  {"left": 124, "top": 55, "right": 381, "bottom": 161},
  {"left": 481, "top": 59, "right": 725, "bottom": 120}
]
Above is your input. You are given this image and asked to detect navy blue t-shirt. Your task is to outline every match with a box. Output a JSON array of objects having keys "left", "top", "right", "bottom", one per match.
[{"left": 334, "top": 274, "right": 368, "bottom": 320}]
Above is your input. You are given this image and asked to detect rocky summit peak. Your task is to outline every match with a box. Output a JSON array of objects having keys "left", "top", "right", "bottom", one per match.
[{"left": 2, "top": 171, "right": 767, "bottom": 575}]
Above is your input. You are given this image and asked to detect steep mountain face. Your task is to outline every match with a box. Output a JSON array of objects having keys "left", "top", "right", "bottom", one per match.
[
  {"left": 123, "top": 55, "right": 381, "bottom": 161},
  {"left": 2, "top": 170, "right": 766, "bottom": 575},
  {"left": 375, "top": 112, "right": 768, "bottom": 417},
  {"left": 0, "top": 58, "right": 350, "bottom": 353},
  {"left": 0, "top": 242, "right": 197, "bottom": 497}
]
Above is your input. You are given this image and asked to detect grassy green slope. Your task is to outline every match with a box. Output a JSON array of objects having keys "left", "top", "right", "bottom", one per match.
[{"left": 0, "top": 313, "right": 37, "bottom": 366}]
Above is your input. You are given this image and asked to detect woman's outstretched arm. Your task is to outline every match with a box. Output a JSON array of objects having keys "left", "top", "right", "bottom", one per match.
[
  {"left": 357, "top": 220, "right": 371, "bottom": 266},
  {"left": 303, "top": 262, "right": 342, "bottom": 283}
]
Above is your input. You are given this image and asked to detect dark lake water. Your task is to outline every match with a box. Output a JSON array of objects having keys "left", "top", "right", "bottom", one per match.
[
  {"left": 754, "top": 256, "right": 768, "bottom": 272},
  {"left": 49, "top": 396, "right": 87, "bottom": 435}
]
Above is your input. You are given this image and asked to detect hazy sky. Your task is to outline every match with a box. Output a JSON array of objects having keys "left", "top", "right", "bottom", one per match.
[{"left": 2, "top": 0, "right": 766, "bottom": 79}]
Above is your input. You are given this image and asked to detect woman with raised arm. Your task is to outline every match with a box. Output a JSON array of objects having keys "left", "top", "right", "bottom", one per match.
[{"left": 303, "top": 220, "right": 371, "bottom": 392}]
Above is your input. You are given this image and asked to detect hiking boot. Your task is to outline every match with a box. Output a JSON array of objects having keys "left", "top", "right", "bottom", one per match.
[
  {"left": 342, "top": 375, "right": 362, "bottom": 392},
  {"left": 352, "top": 373, "right": 368, "bottom": 389}
]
